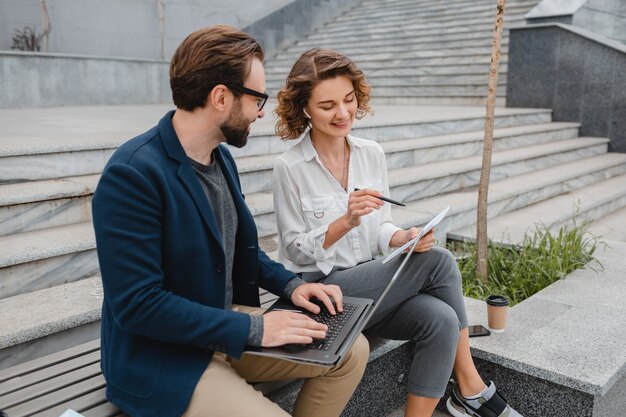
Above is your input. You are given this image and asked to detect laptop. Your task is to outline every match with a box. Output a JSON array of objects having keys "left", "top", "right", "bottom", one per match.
[{"left": 245, "top": 207, "right": 452, "bottom": 367}]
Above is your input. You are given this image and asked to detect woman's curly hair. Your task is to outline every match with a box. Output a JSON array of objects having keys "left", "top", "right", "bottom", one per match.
[{"left": 275, "top": 48, "right": 372, "bottom": 140}]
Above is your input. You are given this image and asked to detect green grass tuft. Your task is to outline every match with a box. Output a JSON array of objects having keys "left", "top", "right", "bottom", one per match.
[{"left": 450, "top": 220, "right": 603, "bottom": 306}]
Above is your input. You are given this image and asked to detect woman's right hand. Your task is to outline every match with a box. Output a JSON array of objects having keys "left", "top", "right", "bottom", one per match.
[{"left": 344, "top": 188, "right": 384, "bottom": 228}]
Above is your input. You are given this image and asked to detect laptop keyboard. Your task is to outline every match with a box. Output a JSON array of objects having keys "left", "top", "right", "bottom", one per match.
[{"left": 307, "top": 302, "right": 358, "bottom": 350}]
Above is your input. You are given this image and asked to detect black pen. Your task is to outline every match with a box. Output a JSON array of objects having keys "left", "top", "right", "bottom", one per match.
[{"left": 354, "top": 188, "right": 406, "bottom": 206}]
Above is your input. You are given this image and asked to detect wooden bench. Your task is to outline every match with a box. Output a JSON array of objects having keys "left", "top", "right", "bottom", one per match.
[
  {"left": 0, "top": 339, "right": 125, "bottom": 417},
  {"left": 0, "top": 287, "right": 414, "bottom": 417},
  {"left": 0, "top": 291, "right": 287, "bottom": 417}
]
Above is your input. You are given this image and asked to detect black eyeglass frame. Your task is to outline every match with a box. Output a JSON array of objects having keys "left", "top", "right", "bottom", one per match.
[{"left": 225, "top": 84, "right": 268, "bottom": 110}]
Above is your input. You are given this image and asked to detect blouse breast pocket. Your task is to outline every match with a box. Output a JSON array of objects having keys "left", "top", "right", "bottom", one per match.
[{"left": 300, "top": 195, "right": 341, "bottom": 229}]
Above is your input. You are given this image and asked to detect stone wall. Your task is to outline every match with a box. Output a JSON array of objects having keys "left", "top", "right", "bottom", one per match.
[
  {"left": 526, "top": 0, "right": 626, "bottom": 44},
  {"left": 0, "top": 0, "right": 291, "bottom": 59},
  {"left": 506, "top": 23, "right": 626, "bottom": 153}
]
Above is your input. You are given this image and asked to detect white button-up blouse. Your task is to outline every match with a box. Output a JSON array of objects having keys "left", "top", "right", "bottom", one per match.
[{"left": 273, "top": 132, "right": 402, "bottom": 275}]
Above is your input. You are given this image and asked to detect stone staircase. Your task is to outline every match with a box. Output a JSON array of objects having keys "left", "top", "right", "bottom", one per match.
[
  {"left": 2, "top": 0, "right": 626, "bottom": 382},
  {"left": 264, "top": 0, "right": 540, "bottom": 105}
]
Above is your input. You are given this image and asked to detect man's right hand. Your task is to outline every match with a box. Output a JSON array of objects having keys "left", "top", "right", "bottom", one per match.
[{"left": 261, "top": 310, "right": 328, "bottom": 347}]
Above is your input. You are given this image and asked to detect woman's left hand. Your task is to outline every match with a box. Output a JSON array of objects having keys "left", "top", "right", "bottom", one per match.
[{"left": 391, "top": 227, "right": 436, "bottom": 252}]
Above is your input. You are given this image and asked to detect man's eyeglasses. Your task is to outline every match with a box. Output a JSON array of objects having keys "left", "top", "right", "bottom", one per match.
[{"left": 226, "top": 84, "right": 268, "bottom": 111}]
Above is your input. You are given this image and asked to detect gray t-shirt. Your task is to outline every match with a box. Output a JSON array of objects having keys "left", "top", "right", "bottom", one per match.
[{"left": 189, "top": 155, "right": 265, "bottom": 346}]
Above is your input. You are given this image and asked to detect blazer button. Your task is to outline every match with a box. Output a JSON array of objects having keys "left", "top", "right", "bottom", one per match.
[{"left": 216, "top": 264, "right": 224, "bottom": 273}]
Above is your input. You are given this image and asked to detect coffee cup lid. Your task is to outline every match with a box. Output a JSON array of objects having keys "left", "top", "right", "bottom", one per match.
[{"left": 486, "top": 295, "right": 509, "bottom": 306}]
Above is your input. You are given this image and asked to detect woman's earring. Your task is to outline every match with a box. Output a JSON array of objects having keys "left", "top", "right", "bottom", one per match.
[{"left": 303, "top": 109, "right": 311, "bottom": 119}]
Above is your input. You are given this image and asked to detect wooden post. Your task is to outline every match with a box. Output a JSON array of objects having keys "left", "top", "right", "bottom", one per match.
[{"left": 477, "top": 0, "right": 507, "bottom": 282}]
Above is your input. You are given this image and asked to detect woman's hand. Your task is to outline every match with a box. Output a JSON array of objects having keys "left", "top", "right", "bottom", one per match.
[
  {"left": 390, "top": 227, "right": 436, "bottom": 252},
  {"left": 343, "top": 188, "right": 384, "bottom": 228}
]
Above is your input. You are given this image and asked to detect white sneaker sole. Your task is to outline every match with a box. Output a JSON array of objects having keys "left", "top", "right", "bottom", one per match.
[{"left": 446, "top": 397, "right": 473, "bottom": 417}]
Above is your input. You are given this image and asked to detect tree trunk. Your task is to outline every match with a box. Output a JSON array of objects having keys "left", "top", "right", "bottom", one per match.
[
  {"left": 477, "top": 0, "right": 507, "bottom": 282},
  {"left": 39, "top": 0, "right": 51, "bottom": 52}
]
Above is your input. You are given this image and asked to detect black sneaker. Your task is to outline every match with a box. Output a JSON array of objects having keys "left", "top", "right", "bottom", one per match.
[{"left": 446, "top": 380, "right": 523, "bottom": 417}]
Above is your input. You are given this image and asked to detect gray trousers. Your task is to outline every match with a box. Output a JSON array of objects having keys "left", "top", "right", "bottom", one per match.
[{"left": 303, "top": 247, "right": 468, "bottom": 398}]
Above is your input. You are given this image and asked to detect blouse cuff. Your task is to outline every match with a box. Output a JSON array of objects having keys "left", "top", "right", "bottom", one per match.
[
  {"left": 294, "top": 224, "right": 337, "bottom": 264},
  {"left": 379, "top": 222, "right": 403, "bottom": 255}
]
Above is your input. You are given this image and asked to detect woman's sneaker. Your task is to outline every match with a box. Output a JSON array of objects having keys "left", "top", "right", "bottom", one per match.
[{"left": 446, "top": 380, "right": 524, "bottom": 417}]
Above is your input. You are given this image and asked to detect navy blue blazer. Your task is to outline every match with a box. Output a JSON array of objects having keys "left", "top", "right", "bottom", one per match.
[{"left": 92, "top": 111, "right": 296, "bottom": 417}]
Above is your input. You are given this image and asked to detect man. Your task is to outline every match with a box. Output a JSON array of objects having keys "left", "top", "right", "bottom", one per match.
[{"left": 92, "top": 25, "right": 368, "bottom": 417}]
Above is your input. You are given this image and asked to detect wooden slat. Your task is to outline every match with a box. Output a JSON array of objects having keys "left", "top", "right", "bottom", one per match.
[
  {"left": 0, "top": 351, "right": 100, "bottom": 396},
  {"left": 4, "top": 374, "right": 105, "bottom": 417},
  {"left": 33, "top": 387, "right": 109, "bottom": 417},
  {"left": 1, "top": 362, "right": 101, "bottom": 409},
  {"left": 82, "top": 400, "right": 127, "bottom": 417},
  {"left": 0, "top": 339, "right": 100, "bottom": 383}
]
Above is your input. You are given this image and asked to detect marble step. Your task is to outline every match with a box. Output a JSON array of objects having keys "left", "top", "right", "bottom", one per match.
[
  {"left": 295, "top": 27, "right": 512, "bottom": 48},
  {"left": 228, "top": 106, "right": 551, "bottom": 158},
  {"left": 284, "top": 36, "right": 509, "bottom": 55},
  {"left": 235, "top": 122, "right": 579, "bottom": 196},
  {"left": 0, "top": 106, "right": 551, "bottom": 179},
  {"left": 0, "top": 145, "right": 116, "bottom": 184},
  {"left": 301, "top": 17, "right": 525, "bottom": 43},
  {"left": 318, "top": 11, "right": 526, "bottom": 35},
  {"left": 392, "top": 153, "right": 626, "bottom": 240},
  {"left": 349, "top": 0, "right": 536, "bottom": 15},
  {"left": 270, "top": 46, "right": 508, "bottom": 66},
  {"left": 0, "top": 222, "right": 98, "bottom": 300},
  {"left": 267, "top": 74, "right": 502, "bottom": 91},
  {"left": 0, "top": 175, "right": 98, "bottom": 236},
  {"left": 266, "top": 63, "right": 507, "bottom": 77},
  {"left": 449, "top": 172, "right": 626, "bottom": 245},
  {"left": 0, "top": 276, "right": 103, "bottom": 370},
  {"left": 370, "top": 96, "right": 506, "bottom": 106},
  {"left": 323, "top": 6, "right": 531, "bottom": 32},
  {"left": 247, "top": 140, "right": 618, "bottom": 240},
  {"left": 0, "top": 122, "right": 574, "bottom": 239},
  {"left": 388, "top": 137, "right": 609, "bottom": 204},
  {"left": 332, "top": 5, "right": 533, "bottom": 27}
]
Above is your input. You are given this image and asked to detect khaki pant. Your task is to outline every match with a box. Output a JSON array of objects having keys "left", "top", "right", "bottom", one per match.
[{"left": 182, "top": 306, "right": 369, "bottom": 417}]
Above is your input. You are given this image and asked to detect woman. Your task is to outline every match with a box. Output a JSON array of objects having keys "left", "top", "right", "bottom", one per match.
[{"left": 272, "top": 48, "right": 523, "bottom": 417}]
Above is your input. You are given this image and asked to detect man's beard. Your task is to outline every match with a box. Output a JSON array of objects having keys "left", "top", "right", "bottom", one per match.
[{"left": 220, "top": 102, "right": 250, "bottom": 148}]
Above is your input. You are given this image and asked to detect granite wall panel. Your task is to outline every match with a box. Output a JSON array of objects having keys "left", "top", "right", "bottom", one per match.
[{"left": 507, "top": 24, "right": 626, "bottom": 153}]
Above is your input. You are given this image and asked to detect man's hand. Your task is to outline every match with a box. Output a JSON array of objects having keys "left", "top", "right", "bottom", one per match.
[
  {"left": 261, "top": 310, "right": 327, "bottom": 347},
  {"left": 291, "top": 282, "right": 343, "bottom": 315}
]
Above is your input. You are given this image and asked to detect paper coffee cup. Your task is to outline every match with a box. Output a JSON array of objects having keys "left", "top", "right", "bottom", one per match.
[{"left": 486, "top": 295, "right": 509, "bottom": 333}]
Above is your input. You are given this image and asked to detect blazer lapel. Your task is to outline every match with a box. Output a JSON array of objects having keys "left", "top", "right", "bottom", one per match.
[{"left": 158, "top": 112, "right": 224, "bottom": 248}]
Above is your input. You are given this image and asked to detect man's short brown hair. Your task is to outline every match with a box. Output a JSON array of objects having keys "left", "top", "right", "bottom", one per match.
[{"left": 169, "top": 25, "right": 264, "bottom": 111}]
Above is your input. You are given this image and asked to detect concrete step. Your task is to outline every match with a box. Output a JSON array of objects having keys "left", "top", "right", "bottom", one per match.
[
  {"left": 449, "top": 173, "right": 626, "bottom": 245},
  {"left": 0, "top": 276, "right": 102, "bottom": 370},
  {"left": 0, "top": 222, "right": 98, "bottom": 299},
  {"left": 389, "top": 137, "right": 609, "bottom": 204},
  {"left": 0, "top": 174, "right": 98, "bottom": 236}
]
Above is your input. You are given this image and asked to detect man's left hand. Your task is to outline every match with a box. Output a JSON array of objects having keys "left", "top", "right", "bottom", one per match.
[{"left": 291, "top": 283, "right": 343, "bottom": 315}]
